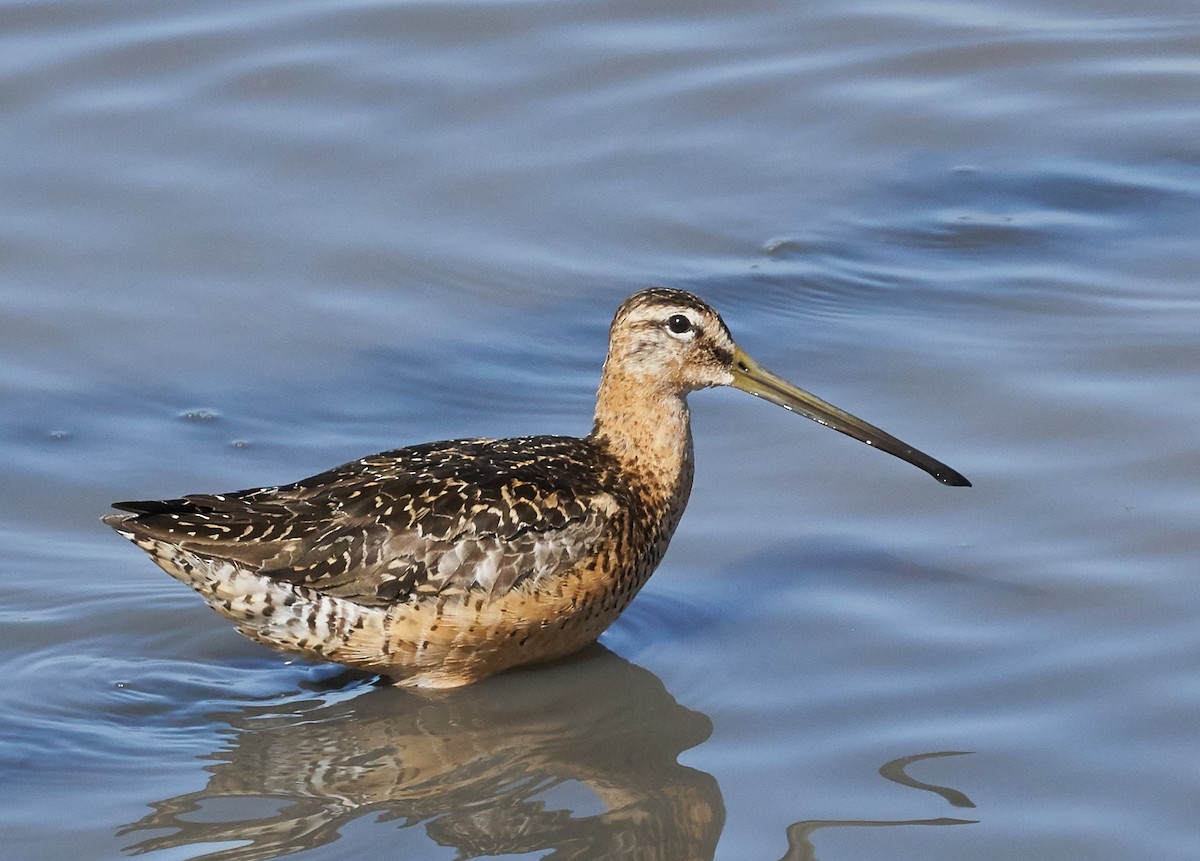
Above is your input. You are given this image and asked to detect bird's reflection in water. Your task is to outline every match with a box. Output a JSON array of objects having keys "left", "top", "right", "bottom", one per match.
[
  {"left": 776, "top": 751, "right": 977, "bottom": 861},
  {"left": 120, "top": 645, "right": 724, "bottom": 861},
  {"left": 121, "top": 650, "right": 977, "bottom": 861}
]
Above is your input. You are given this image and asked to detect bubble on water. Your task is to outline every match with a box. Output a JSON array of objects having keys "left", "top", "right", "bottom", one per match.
[{"left": 761, "top": 236, "right": 807, "bottom": 257}]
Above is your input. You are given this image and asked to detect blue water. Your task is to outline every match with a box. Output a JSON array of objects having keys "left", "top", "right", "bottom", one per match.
[{"left": 2, "top": 0, "right": 1199, "bottom": 858}]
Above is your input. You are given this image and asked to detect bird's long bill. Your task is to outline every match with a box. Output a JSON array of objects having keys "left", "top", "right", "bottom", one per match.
[{"left": 730, "top": 347, "right": 971, "bottom": 487}]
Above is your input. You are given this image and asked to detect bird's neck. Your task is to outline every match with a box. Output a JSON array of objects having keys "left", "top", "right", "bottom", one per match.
[{"left": 590, "top": 368, "right": 695, "bottom": 498}]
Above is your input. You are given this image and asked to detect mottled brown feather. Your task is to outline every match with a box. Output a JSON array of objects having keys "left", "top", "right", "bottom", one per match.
[{"left": 109, "top": 436, "right": 632, "bottom": 605}]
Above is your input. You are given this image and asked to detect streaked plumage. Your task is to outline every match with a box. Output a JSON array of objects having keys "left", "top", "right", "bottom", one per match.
[{"left": 105, "top": 288, "right": 969, "bottom": 689}]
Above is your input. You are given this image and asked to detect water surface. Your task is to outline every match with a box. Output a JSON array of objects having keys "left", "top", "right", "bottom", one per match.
[{"left": 2, "top": 0, "right": 1199, "bottom": 858}]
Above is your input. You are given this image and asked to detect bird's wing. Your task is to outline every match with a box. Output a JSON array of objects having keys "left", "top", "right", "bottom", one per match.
[{"left": 109, "top": 437, "right": 625, "bottom": 605}]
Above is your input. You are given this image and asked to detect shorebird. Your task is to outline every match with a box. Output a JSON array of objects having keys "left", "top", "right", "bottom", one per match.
[{"left": 104, "top": 288, "right": 969, "bottom": 689}]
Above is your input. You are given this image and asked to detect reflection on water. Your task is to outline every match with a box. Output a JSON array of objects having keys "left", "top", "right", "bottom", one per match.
[
  {"left": 878, "top": 751, "right": 976, "bottom": 811},
  {"left": 120, "top": 646, "right": 724, "bottom": 861},
  {"left": 777, "top": 752, "right": 976, "bottom": 861},
  {"left": 120, "top": 648, "right": 975, "bottom": 861}
]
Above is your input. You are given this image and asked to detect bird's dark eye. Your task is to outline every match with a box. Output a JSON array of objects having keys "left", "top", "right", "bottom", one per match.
[{"left": 666, "top": 314, "right": 692, "bottom": 334}]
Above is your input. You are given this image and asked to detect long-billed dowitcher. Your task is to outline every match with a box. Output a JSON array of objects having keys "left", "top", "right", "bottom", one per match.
[{"left": 104, "top": 288, "right": 969, "bottom": 689}]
